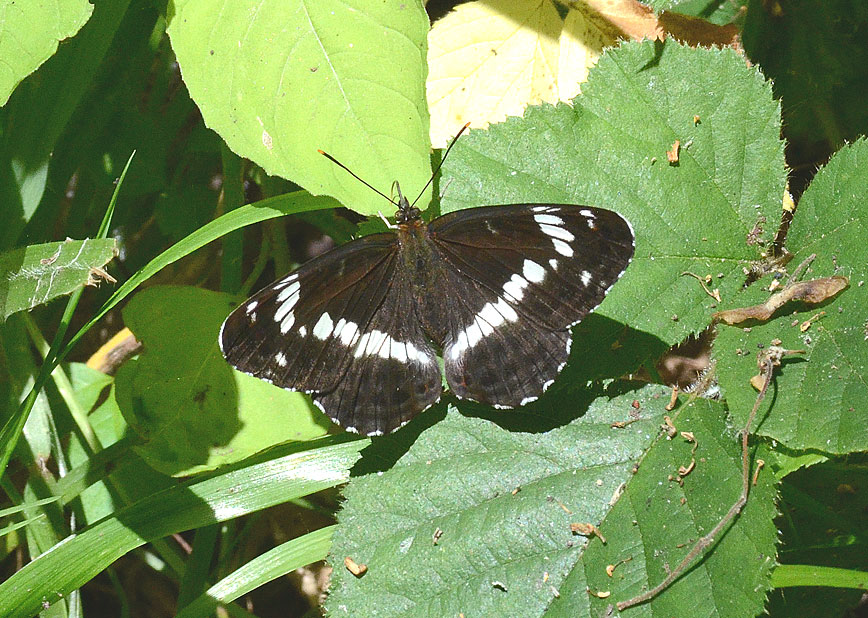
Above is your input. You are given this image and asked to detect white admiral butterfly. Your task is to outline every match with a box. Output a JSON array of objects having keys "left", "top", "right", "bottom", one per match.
[{"left": 220, "top": 137, "right": 634, "bottom": 436}]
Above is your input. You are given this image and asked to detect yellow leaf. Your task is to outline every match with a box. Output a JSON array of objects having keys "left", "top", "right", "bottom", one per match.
[{"left": 427, "top": 0, "right": 619, "bottom": 147}]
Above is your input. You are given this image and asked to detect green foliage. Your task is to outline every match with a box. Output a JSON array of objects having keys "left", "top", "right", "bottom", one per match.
[
  {"left": 1, "top": 2, "right": 866, "bottom": 617},
  {"left": 327, "top": 391, "right": 778, "bottom": 616},
  {"left": 0, "top": 238, "right": 116, "bottom": 320},
  {"left": 167, "top": 0, "right": 433, "bottom": 215},
  {"left": 0, "top": 0, "right": 93, "bottom": 105},
  {"left": 716, "top": 141, "right": 868, "bottom": 454},
  {"left": 115, "top": 285, "right": 329, "bottom": 476}
]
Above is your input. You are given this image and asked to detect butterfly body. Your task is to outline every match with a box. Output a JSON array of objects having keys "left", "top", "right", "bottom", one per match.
[{"left": 220, "top": 199, "right": 634, "bottom": 436}]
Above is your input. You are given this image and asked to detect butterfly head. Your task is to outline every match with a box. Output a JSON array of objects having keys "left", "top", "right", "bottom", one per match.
[{"left": 393, "top": 181, "right": 422, "bottom": 224}]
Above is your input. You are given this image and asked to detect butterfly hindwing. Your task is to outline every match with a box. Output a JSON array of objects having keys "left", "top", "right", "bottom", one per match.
[
  {"left": 437, "top": 263, "right": 571, "bottom": 407},
  {"left": 312, "top": 272, "right": 442, "bottom": 435}
]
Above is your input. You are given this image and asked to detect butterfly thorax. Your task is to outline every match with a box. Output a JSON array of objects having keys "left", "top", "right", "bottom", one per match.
[{"left": 395, "top": 212, "right": 450, "bottom": 343}]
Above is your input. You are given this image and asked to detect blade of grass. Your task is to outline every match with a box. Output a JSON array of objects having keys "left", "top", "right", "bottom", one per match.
[
  {"left": 58, "top": 190, "right": 339, "bottom": 360},
  {"left": 0, "top": 435, "right": 365, "bottom": 616},
  {"left": 771, "top": 564, "right": 868, "bottom": 590},
  {"left": 176, "top": 526, "right": 336, "bottom": 618}
]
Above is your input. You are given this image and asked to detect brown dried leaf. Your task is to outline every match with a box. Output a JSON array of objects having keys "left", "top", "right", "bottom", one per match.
[{"left": 714, "top": 276, "right": 849, "bottom": 325}]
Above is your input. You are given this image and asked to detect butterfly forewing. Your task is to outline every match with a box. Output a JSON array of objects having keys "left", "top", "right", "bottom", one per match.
[
  {"left": 220, "top": 231, "right": 443, "bottom": 435},
  {"left": 431, "top": 204, "right": 634, "bottom": 330}
]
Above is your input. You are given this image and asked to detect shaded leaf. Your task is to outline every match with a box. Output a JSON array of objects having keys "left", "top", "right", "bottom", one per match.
[
  {"left": 115, "top": 286, "right": 329, "bottom": 477},
  {"left": 326, "top": 389, "right": 778, "bottom": 616}
]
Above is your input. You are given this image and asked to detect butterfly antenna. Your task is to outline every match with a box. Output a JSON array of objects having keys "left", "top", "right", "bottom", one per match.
[
  {"left": 411, "top": 122, "right": 471, "bottom": 208},
  {"left": 318, "top": 149, "right": 398, "bottom": 206}
]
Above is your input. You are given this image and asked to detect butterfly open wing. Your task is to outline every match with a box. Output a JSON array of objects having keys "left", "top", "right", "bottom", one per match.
[
  {"left": 430, "top": 204, "right": 634, "bottom": 407},
  {"left": 220, "top": 234, "right": 442, "bottom": 435}
]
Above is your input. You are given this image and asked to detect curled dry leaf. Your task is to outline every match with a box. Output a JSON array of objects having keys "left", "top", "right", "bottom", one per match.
[
  {"left": 344, "top": 556, "right": 367, "bottom": 577},
  {"left": 714, "top": 276, "right": 849, "bottom": 325}
]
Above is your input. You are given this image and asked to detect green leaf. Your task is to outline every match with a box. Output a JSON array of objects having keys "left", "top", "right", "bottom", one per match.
[
  {"left": 0, "top": 436, "right": 366, "bottom": 617},
  {"left": 177, "top": 525, "right": 336, "bottom": 617},
  {"left": 167, "top": 0, "right": 432, "bottom": 216},
  {"left": 326, "top": 388, "right": 778, "bottom": 617},
  {"left": 0, "top": 0, "right": 93, "bottom": 105},
  {"left": 0, "top": 238, "right": 117, "bottom": 321},
  {"left": 115, "top": 286, "right": 330, "bottom": 476},
  {"left": 715, "top": 139, "right": 868, "bottom": 454},
  {"left": 441, "top": 40, "right": 785, "bottom": 348},
  {"left": 772, "top": 565, "right": 868, "bottom": 590}
]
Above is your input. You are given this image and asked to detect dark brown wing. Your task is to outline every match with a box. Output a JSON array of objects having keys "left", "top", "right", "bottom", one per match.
[{"left": 220, "top": 233, "right": 441, "bottom": 435}]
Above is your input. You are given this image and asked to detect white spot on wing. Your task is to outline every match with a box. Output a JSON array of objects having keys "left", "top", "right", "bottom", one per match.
[
  {"left": 246, "top": 300, "right": 258, "bottom": 314},
  {"left": 553, "top": 239, "right": 573, "bottom": 257},
  {"left": 272, "top": 273, "right": 298, "bottom": 290},
  {"left": 339, "top": 321, "right": 359, "bottom": 346},
  {"left": 299, "top": 325, "right": 307, "bottom": 337},
  {"left": 503, "top": 274, "right": 528, "bottom": 301},
  {"left": 549, "top": 258, "right": 558, "bottom": 270},
  {"left": 534, "top": 214, "right": 564, "bottom": 226},
  {"left": 390, "top": 340, "right": 407, "bottom": 362},
  {"left": 520, "top": 395, "right": 538, "bottom": 405},
  {"left": 580, "top": 209, "right": 593, "bottom": 218},
  {"left": 277, "top": 281, "right": 300, "bottom": 303},
  {"left": 522, "top": 259, "right": 546, "bottom": 283},
  {"left": 313, "top": 313, "right": 334, "bottom": 340},
  {"left": 354, "top": 329, "right": 388, "bottom": 358},
  {"left": 274, "top": 282, "right": 300, "bottom": 323},
  {"left": 405, "top": 341, "right": 426, "bottom": 362},
  {"left": 450, "top": 331, "right": 469, "bottom": 360},
  {"left": 540, "top": 223, "right": 575, "bottom": 242},
  {"left": 275, "top": 352, "right": 287, "bottom": 367},
  {"left": 280, "top": 312, "right": 295, "bottom": 333},
  {"left": 581, "top": 270, "right": 592, "bottom": 286},
  {"left": 465, "top": 320, "right": 485, "bottom": 347}
]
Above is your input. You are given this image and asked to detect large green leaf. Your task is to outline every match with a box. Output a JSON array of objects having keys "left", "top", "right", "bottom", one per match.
[
  {"left": 0, "top": 0, "right": 93, "bottom": 105},
  {"left": 167, "top": 0, "right": 432, "bottom": 216},
  {"left": 440, "top": 40, "right": 785, "bottom": 348},
  {"left": 326, "top": 389, "right": 778, "bottom": 616},
  {"left": 716, "top": 139, "right": 868, "bottom": 454},
  {"left": 115, "top": 285, "right": 330, "bottom": 476},
  {"left": 0, "top": 238, "right": 116, "bottom": 321}
]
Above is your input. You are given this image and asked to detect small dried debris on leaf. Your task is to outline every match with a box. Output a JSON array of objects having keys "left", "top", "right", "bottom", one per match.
[
  {"left": 666, "top": 139, "right": 680, "bottom": 165},
  {"left": 86, "top": 266, "right": 117, "bottom": 287},
  {"left": 344, "top": 556, "right": 367, "bottom": 577},
  {"left": 571, "top": 522, "right": 606, "bottom": 543}
]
